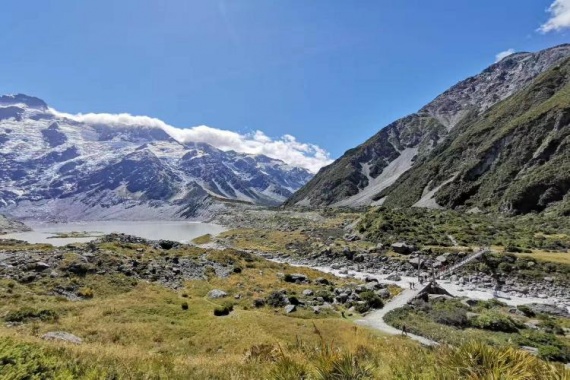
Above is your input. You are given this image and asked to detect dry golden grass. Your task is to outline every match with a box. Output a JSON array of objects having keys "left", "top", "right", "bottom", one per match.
[
  {"left": 518, "top": 250, "right": 570, "bottom": 265},
  {"left": 191, "top": 233, "right": 212, "bottom": 245},
  {"left": 218, "top": 228, "right": 310, "bottom": 252},
  {"left": 0, "top": 249, "right": 372, "bottom": 377}
]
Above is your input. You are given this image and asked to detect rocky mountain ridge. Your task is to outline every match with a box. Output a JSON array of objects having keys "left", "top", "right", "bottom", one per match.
[
  {"left": 0, "top": 95, "right": 313, "bottom": 221},
  {"left": 286, "top": 44, "right": 570, "bottom": 211}
]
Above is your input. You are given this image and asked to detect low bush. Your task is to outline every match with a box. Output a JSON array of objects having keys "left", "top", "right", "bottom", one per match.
[
  {"left": 359, "top": 291, "right": 384, "bottom": 309},
  {"left": 213, "top": 302, "right": 234, "bottom": 316},
  {"left": 471, "top": 311, "right": 521, "bottom": 333},
  {"left": 314, "top": 290, "right": 334, "bottom": 303},
  {"left": 4, "top": 308, "right": 59, "bottom": 323},
  {"left": 537, "top": 345, "right": 570, "bottom": 362},
  {"left": 266, "top": 291, "right": 288, "bottom": 308},
  {"left": 431, "top": 308, "right": 469, "bottom": 328},
  {"left": 77, "top": 287, "right": 94, "bottom": 298},
  {"left": 517, "top": 304, "right": 536, "bottom": 317}
]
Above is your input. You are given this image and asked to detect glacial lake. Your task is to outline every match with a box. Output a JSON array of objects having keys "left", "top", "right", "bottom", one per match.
[{"left": 0, "top": 221, "right": 226, "bottom": 246}]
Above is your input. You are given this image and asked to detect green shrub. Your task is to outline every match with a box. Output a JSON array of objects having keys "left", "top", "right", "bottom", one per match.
[
  {"left": 471, "top": 311, "right": 521, "bottom": 333},
  {"left": 537, "top": 345, "right": 570, "bottom": 362},
  {"left": 431, "top": 308, "right": 469, "bottom": 328},
  {"left": 270, "top": 357, "right": 309, "bottom": 380},
  {"left": 266, "top": 291, "right": 288, "bottom": 308},
  {"left": 77, "top": 287, "right": 94, "bottom": 298},
  {"left": 4, "top": 308, "right": 59, "bottom": 323},
  {"left": 314, "top": 290, "right": 334, "bottom": 303},
  {"left": 359, "top": 291, "right": 384, "bottom": 309},
  {"left": 517, "top": 305, "right": 536, "bottom": 317},
  {"left": 213, "top": 302, "right": 234, "bottom": 316},
  {"left": 498, "top": 262, "right": 513, "bottom": 273},
  {"left": 475, "top": 299, "right": 507, "bottom": 310},
  {"left": 314, "top": 352, "right": 374, "bottom": 380},
  {"left": 536, "top": 318, "right": 565, "bottom": 335},
  {"left": 354, "top": 302, "right": 370, "bottom": 314}
]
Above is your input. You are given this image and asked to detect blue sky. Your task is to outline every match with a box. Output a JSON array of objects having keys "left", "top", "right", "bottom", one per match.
[{"left": 1, "top": 1, "right": 569, "bottom": 171}]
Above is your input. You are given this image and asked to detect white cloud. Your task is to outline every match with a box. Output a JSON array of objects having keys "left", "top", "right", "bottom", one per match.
[
  {"left": 495, "top": 48, "right": 515, "bottom": 63},
  {"left": 48, "top": 109, "right": 333, "bottom": 173},
  {"left": 539, "top": 0, "right": 570, "bottom": 33}
]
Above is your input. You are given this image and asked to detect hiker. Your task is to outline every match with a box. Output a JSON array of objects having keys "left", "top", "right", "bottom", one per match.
[{"left": 402, "top": 324, "right": 408, "bottom": 336}]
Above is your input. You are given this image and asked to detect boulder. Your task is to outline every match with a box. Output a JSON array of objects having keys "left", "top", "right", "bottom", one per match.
[
  {"left": 520, "top": 346, "right": 539, "bottom": 356},
  {"left": 435, "top": 255, "right": 447, "bottom": 263},
  {"left": 253, "top": 299, "right": 266, "bottom": 308},
  {"left": 364, "top": 282, "right": 381, "bottom": 291},
  {"left": 408, "top": 257, "right": 425, "bottom": 268},
  {"left": 34, "top": 262, "right": 51, "bottom": 271},
  {"left": 284, "top": 305, "right": 296, "bottom": 314},
  {"left": 302, "top": 289, "right": 314, "bottom": 296},
  {"left": 353, "top": 254, "right": 365, "bottom": 263},
  {"left": 207, "top": 289, "right": 228, "bottom": 299},
  {"left": 524, "top": 303, "right": 569, "bottom": 317},
  {"left": 391, "top": 242, "right": 416, "bottom": 255},
  {"left": 42, "top": 331, "right": 82, "bottom": 344},
  {"left": 375, "top": 289, "right": 391, "bottom": 299},
  {"left": 386, "top": 274, "right": 401, "bottom": 281},
  {"left": 284, "top": 273, "right": 309, "bottom": 283}
]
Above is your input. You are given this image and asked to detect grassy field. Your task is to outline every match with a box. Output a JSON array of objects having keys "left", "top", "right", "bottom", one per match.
[
  {"left": 0, "top": 239, "right": 568, "bottom": 378},
  {"left": 518, "top": 250, "right": 570, "bottom": 265}
]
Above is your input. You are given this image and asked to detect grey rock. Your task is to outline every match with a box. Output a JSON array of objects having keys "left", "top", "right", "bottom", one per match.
[
  {"left": 34, "top": 262, "right": 51, "bottom": 271},
  {"left": 391, "top": 242, "right": 416, "bottom": 255},
  {"left": 376, "top": 289, "right": 391, "bottom": 299},
  {"left": 207, "top": 289, "right": 228, "bottom": 299},
  {"left": 386, "top": 274, "right": 401, "bottom": 281},
  {"left": 520, "top": 346, "right": 539, "bottom": 355},
  {"left": 42, "top": 331, "right": 82, "bottom": 344},
  {"left": 284, "top": 305, "right": 296, "bottom": 314}
]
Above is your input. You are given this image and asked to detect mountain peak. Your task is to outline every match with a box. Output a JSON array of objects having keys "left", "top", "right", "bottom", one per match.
[
  {"left": 0, "top": 94, "right": 48, "bottom": 110},
  {"left": 286, "top": 44, "right": 570, "bottom": 209}
]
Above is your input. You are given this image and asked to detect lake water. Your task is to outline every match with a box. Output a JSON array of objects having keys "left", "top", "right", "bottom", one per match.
[{"left": 0, "top": 221, "right": 226, "bottom": 246}]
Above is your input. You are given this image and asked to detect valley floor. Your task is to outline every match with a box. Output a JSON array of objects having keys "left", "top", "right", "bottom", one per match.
[{"left": 0, "top": 205, "right": 569, "bottom": 378}]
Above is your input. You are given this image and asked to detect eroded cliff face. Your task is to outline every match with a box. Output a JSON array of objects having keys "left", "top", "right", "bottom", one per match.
[{"left": 286, "top": 44, "right": 570, "bottom": 210}]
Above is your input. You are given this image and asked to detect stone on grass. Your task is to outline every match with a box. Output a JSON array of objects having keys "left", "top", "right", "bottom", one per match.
[
  {"left": 207, "top": 289, "right": 228, "bottom": 299},
  {"left": 284, "top": 305, "right": 296, "bottom": 314},
  {"left": 391, "top": 242, "right": 416, "bottom": 255},
  {"left": 42, "top": 331, "right": 82, "bottom": 344}
]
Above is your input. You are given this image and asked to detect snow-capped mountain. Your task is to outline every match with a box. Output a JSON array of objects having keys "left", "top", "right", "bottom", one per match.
[{"left": 0, "top": 94, "right": 312, "bottom": 221}]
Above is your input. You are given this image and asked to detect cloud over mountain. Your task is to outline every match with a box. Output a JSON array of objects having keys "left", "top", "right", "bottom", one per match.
[
  {"left": 495, "top": 48, "right": 515, "bottom": 63},
  {"left": 49, "top": 109, "right": 332, "bottom": 173},
  {"left": 540, "top": 0, "right": 570, "bottom": 32}
]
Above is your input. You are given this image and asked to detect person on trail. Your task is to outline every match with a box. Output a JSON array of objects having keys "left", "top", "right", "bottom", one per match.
[{"left": 402, "top": 324, "right": 408, "bottom": 336}]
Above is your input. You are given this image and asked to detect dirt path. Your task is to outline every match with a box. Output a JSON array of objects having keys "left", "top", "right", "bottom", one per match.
[{"left": 356, "top": 286, "right": 438, "bottom": 346}]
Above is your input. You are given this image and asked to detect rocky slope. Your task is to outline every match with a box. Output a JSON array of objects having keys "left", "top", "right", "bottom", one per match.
[
  {"left": 0, "top": 214, "right": 30, "bottom": 234},
  {"left": 379, "top": 58, "right": 570, "bottom": 214},
  {"left": 286, "top": 44, "right": 570, "bottom": 211},
  {"left": 0, "top": 95, "right": 312, "bottom": 221}
]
